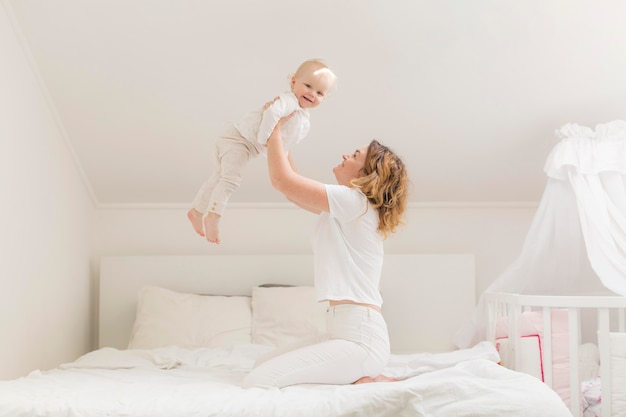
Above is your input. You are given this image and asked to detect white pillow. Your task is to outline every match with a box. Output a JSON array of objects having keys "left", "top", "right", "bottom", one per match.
[
  {"left": 128, "top": 286, "right": 252, "bottom": 349},
  {"left": 251, "top": 286, "right": 328, "bottom": 347}
]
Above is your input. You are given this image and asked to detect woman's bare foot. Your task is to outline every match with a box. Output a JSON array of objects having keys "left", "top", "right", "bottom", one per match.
[
  {"left": 373, "top": 375, "right": 398, "bottom": 382},
  {"left": 353, "top": 375, "right": 398, "bottom": 384},
  {"left": 203, "top": 212, "right": 221, "bottom": 244},
  {"left": 187, "top": 209, "right": 205, "bottom": 236}
]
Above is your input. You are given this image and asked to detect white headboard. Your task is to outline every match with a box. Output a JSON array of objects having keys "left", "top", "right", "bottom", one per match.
[{"left": 99, "top": 254, "right": 475, "bottom": 353}]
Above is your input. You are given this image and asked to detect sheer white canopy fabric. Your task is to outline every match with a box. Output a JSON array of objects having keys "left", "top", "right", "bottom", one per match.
[{"left": 455, "top": 120, "right": 626, "bottom": 348}]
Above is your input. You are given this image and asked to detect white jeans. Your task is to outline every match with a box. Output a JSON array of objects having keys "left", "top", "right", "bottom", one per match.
[{"left": 243, "top": 304, "right": 390, "bottom": 388}]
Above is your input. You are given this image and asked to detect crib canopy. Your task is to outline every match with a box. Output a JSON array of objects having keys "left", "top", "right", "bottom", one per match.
[{"left": 456, "top": 120, "right": 626, "bottom": 348}]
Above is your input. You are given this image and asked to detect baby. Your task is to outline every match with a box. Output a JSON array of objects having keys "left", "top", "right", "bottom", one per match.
[{"left": 187, "top": 59, "right": 337, "bottom": 244}]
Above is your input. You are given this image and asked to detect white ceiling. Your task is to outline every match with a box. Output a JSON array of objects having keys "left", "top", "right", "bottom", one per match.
[{"left": 6, "top": 0, "right": 626, "bottom": 205}]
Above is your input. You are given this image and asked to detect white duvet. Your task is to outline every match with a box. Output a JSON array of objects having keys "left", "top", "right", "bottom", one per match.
[{"left": 0, "top": 342, "right": 572, "bottom": 417}]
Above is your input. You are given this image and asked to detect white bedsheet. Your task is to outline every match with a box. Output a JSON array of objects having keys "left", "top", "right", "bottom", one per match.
[{"left": 0, "top": 342, "right": 572, "bottom": 417}]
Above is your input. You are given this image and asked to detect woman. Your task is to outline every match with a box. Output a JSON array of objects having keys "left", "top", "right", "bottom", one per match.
[{"left": 243, "top": 115, "right": 409, "bottom": 388}]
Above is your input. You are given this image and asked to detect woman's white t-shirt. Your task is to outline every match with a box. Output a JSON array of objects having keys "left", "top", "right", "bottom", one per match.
[{"left": 311, "top": 184, "right": 384, "bottom": 307}]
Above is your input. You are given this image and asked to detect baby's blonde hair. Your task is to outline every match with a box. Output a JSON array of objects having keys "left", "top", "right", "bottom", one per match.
[{"left": 293, "top": 59, "right": 338, "bottom": 90}]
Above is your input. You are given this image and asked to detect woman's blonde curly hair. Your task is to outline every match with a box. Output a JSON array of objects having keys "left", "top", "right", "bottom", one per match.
[{"left": 350, "top": 140, "right": 409, "bottom": 238}]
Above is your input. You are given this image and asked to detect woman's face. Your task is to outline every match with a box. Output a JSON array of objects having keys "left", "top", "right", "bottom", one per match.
[{"left": 332, "top": 145, "right": 369, "bottom": 186}]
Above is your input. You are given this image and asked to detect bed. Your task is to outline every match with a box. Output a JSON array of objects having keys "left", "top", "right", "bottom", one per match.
[
  {"left": 0, "top": 254, "right": 573, "bottom": 417},
  {"left": 485, "top": 292, "right": 626, "bottom": 417}
]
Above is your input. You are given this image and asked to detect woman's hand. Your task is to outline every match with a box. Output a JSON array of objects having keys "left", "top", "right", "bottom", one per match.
[
  {"left": 263, "top": 96, "right": 280, "bottom": 110},
  {"left": 276, "top": 111, "right": 296, "bottom": 127},
  {"left": 267, "top": 111, "right": 297, "bottom": 144}
]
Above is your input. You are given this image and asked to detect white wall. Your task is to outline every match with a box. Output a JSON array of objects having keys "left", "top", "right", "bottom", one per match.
[{"left": 0, "top": 4, "right": 94, "bottom": 380}]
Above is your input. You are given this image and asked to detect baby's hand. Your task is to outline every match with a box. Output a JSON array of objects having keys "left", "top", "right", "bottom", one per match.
[{"left": 263, "top": 96, "right": 280, "bottom": 110}]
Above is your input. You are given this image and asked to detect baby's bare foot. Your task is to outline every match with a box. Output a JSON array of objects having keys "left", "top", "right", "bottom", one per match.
[
  {"left": 373, "top": 375, "right": 398, "bottom": 382},
  {"left": 203, "top": 212, "right": 221, "bottom": 244},
  {"left": 187, "top": 209, "right": 205, "bottom": 236}
]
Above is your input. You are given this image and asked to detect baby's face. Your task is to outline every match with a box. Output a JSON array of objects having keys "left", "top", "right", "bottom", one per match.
[{"left": 291, "top": 67, "right": 335, "bottom": 109}]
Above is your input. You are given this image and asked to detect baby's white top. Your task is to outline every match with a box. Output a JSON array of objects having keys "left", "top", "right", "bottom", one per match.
[{"left": 235, "top": 92, "right": 310, "bottom": 155}]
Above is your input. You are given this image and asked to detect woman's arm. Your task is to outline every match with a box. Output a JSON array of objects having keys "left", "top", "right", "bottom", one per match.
[
  {"left": 267, "top": 117, "right": 330, "bottom": 214},
  {"left": 284, "top": 153, "right": 317, "bottom": 211},
  {"left": 287, "top": 153, "right": 298, "bottom": 173}
]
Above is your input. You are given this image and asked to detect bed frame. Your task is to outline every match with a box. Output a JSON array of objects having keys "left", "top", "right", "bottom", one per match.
[
  {"left": 99, "top": 254, "right": 475, "bottom": 354},
  {"left": 485, "top": 292, "right": 626, "bottom": 417}
]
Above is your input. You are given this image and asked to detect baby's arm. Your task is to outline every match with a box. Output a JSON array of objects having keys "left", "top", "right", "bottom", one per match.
[{"left": 257, "top": 93, "right": 299, "bottom": 145}]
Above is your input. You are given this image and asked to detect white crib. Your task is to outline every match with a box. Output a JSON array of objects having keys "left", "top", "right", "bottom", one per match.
[{"left": 485, "top": 292, "right": 626, "bottom": 417}]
